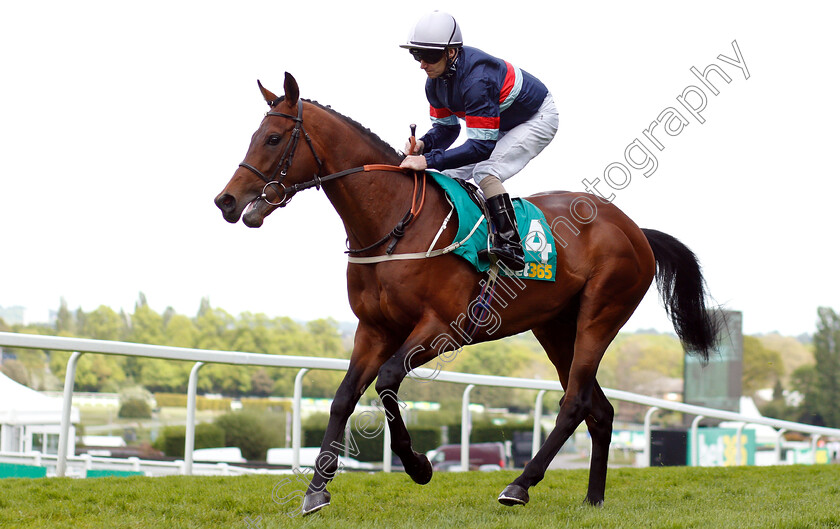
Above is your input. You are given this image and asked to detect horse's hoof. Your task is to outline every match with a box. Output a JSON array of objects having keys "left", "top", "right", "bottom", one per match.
[
  {"left": 301, "top": 490, "right": 331, "bottom": 516},
  {"left": 584, "top": 495, "right": 604, "bottom": 508},
  {"left": 498, "top": 484, "right": 529, "bottom": 506},
  {"left": 407, "top": 453, "right": 433, "bottom": 485}
]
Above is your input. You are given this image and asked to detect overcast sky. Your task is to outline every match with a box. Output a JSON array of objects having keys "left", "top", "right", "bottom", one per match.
[{"left": 1, "top": 1, "right": 838, "bottom": 337}]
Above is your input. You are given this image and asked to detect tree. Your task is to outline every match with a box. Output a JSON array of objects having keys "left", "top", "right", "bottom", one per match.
[
  {"left": 139, "top": 359, "right": 189, "bottom": 393},
  {"left": 435, "top": 340, "right": 536, "bottom": 408},
  {"left": 741, "top": 336, "right": 784, "bottom": 395},
  {"left": 306, "top": 319, "right": 345, "bottom": 357},
  {"left": 55, "top": 297, "right": 76, "bottom": 335},
  {"left": 194, "top": 306, "right": 235, "bottom": 351},
  {"left": 129, "top": 302, "right": 164, "bottom": 345},
  {"left": 597, "top": 333, "right": 684, "bottom": 394},
  {"left": 811, "top": 307, "right": 840, "bottom": 427},
  {"left": 756, "top": 333, "right": 813, "bottom": 384},
  {"left": 789, "top": 364, "right": 822, "bottom": 425},
  {"left": 164, "top": 314, "right": 198, "bottom": 348},
  {"left": 0, "top": 359, "right": 29, "bottom": 386},
  {"left": 250, "top": 368, "right": 274, "bottom": 396},
  {"left": 81, "top": 306, "right": 125, "bottom": 341},
  {"left": 199, "top": 364, "right": 251, "bottom": 396},
  {"left": 60, "top": 354, "right": 127, "bottom": 392}
]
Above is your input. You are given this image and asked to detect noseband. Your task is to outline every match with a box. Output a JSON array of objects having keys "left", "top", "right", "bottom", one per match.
[{"left": 238, "top": 98, "right": 325, "bottom": 207}]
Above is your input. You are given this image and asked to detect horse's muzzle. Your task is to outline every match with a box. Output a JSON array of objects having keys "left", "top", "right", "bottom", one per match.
[{"left": 214, "top": 193, "right": 244, "bottom": 224}]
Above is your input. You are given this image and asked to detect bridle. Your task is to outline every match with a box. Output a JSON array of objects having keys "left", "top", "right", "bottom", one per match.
[
  {"left": 237, "top": 97, "right": 428, "bottom": 255},
  {"left": 238, "top": 98, "right": 325, "bottom": 207}
]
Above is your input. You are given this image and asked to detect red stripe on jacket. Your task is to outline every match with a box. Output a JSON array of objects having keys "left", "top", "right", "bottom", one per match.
[
  {"left": 430, "top": 106, "right": 453, "bottom": 118},
  {"left": 465, "top": 115, "right": 500, "bottom": 130},
  {"left": 499, "top": 61, "right": 516, "bottom": 103},
  {"left": 430, "top": 106, "right": 467, "bottom": 120}
]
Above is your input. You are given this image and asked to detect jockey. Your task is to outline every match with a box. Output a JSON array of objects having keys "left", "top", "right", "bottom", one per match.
[{"left": 399, "top": 11, "right": 559, "bottom": 271}]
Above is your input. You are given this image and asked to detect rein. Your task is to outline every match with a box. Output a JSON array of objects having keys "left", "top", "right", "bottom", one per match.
[
  {"left": 238, "top": 99, "right": 427, "bottom": 255},
  {"left": 345, "top": 165, "right": 427, "bottom": 256}
]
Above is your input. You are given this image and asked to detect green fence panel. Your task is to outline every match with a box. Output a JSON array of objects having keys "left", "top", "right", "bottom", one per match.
[{"left": 0, "top": 462, "right": 47, "bottom": 478}]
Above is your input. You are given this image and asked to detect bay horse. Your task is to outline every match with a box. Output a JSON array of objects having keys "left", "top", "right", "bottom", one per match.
[{"left": 214, "top": 73, "right": 718, "bottom": 515}]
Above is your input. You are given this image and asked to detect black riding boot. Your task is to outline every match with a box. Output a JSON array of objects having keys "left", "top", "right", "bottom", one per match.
[{"left": 486, "top": 193, "right": 525, "bottom": 271}]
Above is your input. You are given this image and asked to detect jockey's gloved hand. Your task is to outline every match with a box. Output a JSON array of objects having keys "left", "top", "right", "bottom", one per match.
[{"left": 404, "top": 139, "right": 424, "bottom": 155}]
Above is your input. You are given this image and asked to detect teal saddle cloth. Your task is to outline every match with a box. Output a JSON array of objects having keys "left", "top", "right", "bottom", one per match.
[{"left": 428, "top": 171, "right": 557, "bottom": 282}]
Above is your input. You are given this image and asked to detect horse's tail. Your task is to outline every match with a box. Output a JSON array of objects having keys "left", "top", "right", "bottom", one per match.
[{"left": 642, "top": 228, "right": 720, "bottom": 362}]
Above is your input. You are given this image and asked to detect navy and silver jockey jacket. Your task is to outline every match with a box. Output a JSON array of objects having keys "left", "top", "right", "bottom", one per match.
[{"left": 420, "top": 46, "right": 549, "bottom": 171}]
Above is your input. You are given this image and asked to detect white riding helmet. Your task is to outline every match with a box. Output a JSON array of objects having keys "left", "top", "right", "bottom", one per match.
[{"left": 400, "top": 11, "right": 463, "bottom": 50}]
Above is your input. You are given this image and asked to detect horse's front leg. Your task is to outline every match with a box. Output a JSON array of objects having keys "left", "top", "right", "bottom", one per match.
[
  {"left": 302, "top": 326, "right": 393, "bottom": 515},
  {"left": 374, "top": 317, "right": 449, "bottom": 485}
]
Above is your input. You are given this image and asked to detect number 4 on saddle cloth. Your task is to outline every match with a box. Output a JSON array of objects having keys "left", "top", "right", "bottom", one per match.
[{"left": 428, "top": 171, "right": 557, "bottom": 282}]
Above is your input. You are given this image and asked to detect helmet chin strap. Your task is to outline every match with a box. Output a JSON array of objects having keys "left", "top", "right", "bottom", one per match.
[{"left": 441, "top": 49, "right": 459, "bottom": 80}]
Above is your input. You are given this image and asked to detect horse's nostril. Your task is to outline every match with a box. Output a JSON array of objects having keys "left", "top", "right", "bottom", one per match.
[{"left": 215, "top": 193, "right": 236, "bottom": 212}]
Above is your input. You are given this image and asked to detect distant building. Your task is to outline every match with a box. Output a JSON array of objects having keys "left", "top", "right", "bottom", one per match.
[
  {"left": 0, "top": 305, "right": 56, "bottom": 326},
  {"left": 0, "top": 371, "right": 79, "bottom": 455}
]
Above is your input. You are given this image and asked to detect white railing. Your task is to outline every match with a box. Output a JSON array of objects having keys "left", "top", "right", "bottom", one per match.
[
  {"left": 1, "top": 331, "right": 838, "bottom": 477},
  {"left": 0, "top": 450, "right": 292, "bottom": 477}
]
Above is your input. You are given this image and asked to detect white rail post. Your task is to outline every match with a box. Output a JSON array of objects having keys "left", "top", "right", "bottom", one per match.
[
  {"left": 775, "top": 428, "right": 787, "bottom": 464},
  {"left": 642, "top": 406, "right": 659, "bottom": 468},
  {"left": 532, "top": 390, "right": 547, "bottom": 459},
  {"left": 292, "top": 368, "right": 309, "bottom": 472},
  {"left": 734, "top": 422, "right": 746, "bottom": 466},
  {"left": 690, "top": 415, "right": 705, "bottom": 467},
  {"left": 57, "top": 352, "right": 83, "bottom": 477},
  {"left": 184, "top": 361, "right": 205, "bottom": 475},
  {"left": 461, "top": 384, "right": 475, "bottom": 472},
  {"left": 383, "top": 416, "right": 392, "bottom": 473},
  {"left": 811, "top": 434, "right": 821, "bottom": 463}
]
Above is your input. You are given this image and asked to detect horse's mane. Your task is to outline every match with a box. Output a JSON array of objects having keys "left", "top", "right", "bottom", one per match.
[{"left": 276, "top": 96, "right": 404, "bottom": 164}]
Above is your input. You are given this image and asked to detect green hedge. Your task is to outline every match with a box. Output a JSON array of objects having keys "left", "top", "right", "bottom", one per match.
[
  {"left": 154, "top": 423, "right": 225, "bottom": 458},
  {"left": 214, "top": 411, "right": 278, "bottom": 461},
  {"left": 154, "top": 393, "right": 187, "bottom": 407},
  {"left": 153, "top": 393, "right": 232, "bottom": 411},
  {"left": 154, "top": 393, "right": 290, "bottom": 413},
  {"left": 241, "top": 398, "right": 291, "bottom": 413},
  {"left": 118, "top": 398, "right": 152, "bottom": 419}
]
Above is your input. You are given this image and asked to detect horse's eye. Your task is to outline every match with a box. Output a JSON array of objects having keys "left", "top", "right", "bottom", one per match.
[{"left": 267, "top": 134, "right": 282, "bottom": 146}]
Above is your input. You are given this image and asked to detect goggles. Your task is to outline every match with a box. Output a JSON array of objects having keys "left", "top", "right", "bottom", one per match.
[{"left": 409, "top": 48, "right": 446, "bottom": 63}]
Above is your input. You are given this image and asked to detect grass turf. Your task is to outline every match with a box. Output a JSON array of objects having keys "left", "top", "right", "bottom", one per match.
[{"left": 1, "top": 465, "right": 839, "bottom": 528}]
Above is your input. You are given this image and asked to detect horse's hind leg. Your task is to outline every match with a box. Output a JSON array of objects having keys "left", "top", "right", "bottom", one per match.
[
  {"left": 583, "top": 382, "right": 613, "bottom": 506},
  {"left": 500, "top": 274, "right": 638, "bottom": 507},
  {"left": 528, "top": 321, "right": 614, "bottom": 506},
  {"left": 499, "top": 318, "right": 577, "bottom": 506}
]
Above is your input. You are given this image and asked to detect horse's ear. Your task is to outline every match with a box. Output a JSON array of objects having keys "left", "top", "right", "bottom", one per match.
[
  {"left": 257, "top": 80, "right": 279, "bottom": 106},
  {"left": 283, "top": 72, "right": 299, "bottom": 106}
]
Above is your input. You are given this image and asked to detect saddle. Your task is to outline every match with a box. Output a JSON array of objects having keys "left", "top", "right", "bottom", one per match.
[{"left": 428, "top": 172, "right": 557, "bottom": 282}]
